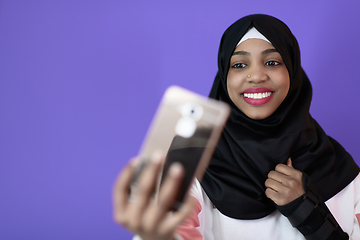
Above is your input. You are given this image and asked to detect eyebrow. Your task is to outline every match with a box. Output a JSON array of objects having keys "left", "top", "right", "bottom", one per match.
[
  {"left": 232, "top": 50, "right": 249, "bottom": 56},
  {"left": 232, "top": 48, "right": 278, "bottom": 56},
  {"left": 262, "top": 48, "right": 278, "bottom": 55}
]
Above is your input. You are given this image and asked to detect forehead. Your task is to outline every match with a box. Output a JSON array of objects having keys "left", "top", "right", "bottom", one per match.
[{"left": 234, "top": 38, "right": 275, "bottom": 52}]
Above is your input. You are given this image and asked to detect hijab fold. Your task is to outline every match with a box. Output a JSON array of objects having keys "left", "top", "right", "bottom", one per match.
[{"left": 201, "top": 14, "right": 360, "bottom": 219}]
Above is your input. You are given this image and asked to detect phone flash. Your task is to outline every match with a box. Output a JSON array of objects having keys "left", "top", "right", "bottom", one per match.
[{"left": 175, "top": 117, "right": 196, "bottom": 138}]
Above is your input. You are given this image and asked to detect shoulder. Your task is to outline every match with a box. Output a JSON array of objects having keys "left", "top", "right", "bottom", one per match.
[
  {"left": 325, "top": 173, "right": 360, "bottom": 238},
  {"left": 325, "top": 173, "right": 360, "bottom": 209}
]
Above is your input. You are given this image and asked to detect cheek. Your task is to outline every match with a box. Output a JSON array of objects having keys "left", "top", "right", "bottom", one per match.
[
  {"left": 226, "top": 82, "right": 235, "bottom": 101},
  {"left": 282, "top": 76, "right": 290, "bottom": 93},
  {"left": 274, "top": 71, "right": 290, "bottom": 92},
  {"left": 278, "top": 77, "right": 290, "bottom": 105},
  {"left": 226, "top": 73, "right": 235, "bottom": 93},
  {"left": 226, "top": 76, "right": 239, "bottom": 104},
  {"left": 227, "top": 71, "right": 242, "bottom": 90}
]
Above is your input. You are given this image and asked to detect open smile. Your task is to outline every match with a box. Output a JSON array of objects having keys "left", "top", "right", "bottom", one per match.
[
  {"left": 243, "top": 92, "right": 273, "bottom": 99},
  {"left": 241, "top": 88, "right": 274, "bottom": 106}
]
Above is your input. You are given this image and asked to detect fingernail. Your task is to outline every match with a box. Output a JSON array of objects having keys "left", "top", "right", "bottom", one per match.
[
  {"left": 169, "top": 163, "right": 183, "bottom": 177},
  {"left": 151, "top": 150, "right": 163, "bottom": 164}
]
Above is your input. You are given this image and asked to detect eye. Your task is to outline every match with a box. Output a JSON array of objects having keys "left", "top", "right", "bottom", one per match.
[
  {"left": 266, "top": 61, "right": 280, "bottom": 66},
  {"left": 231, "top": 63, "right": 247, "bottom": 69}
]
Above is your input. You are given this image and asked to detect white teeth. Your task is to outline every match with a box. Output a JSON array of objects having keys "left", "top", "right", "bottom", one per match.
[{"left": 243, "top": 92, "right": 272, "bottom": 99}]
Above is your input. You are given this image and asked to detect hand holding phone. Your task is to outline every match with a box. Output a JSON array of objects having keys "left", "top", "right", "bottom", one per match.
[
  {"left": 113, "top": 152, "right": 197, "bottom": 240},
  {"left": 131, "top": 86, "right": 230, "bottom": 209}
]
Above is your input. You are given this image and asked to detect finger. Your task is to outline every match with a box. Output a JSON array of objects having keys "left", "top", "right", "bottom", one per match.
[
  {"left": 128, "top": 153, "right": 164, "bottom": 230},
  {"left": 265, "top": 186, "right": 278, "bottom": 201},
  {"left": 265, "top": 178, "right": 286, "bottom": 192},
  {"left": 113, "top": 157, "right": 138, "bottom": 222},
  {"left": 286, "top": 158, "right": 293, "bottom": 168},
  {"left": 142, "top": 162, "right": 184, "bottom": 232},
  {"left": 157, "top": 195, "right": 197, "bottom": 236},
  {"left": 267, "top": 170, "right": 288, "bottom": 185},
  {"left": 274, "top": 162, "right": 297, "bottom": 176},
  {"left": 157, "top": 163, "right": 184, "bottom": 209},
  {"left": 265, "top": 187, "right": 289, "bottom": 206},
  {"left": 268, "top": 169, "right": 303, "bottom": 190}
]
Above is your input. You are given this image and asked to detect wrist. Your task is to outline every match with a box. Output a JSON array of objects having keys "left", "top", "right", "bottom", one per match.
[{"left": 277, "top": 173, "right": 348, "bottom": 240}]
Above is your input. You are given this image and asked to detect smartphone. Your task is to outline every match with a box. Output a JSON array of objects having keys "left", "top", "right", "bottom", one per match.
[{"left": 131, "top": 85, "right": 230, "bottom": 209}]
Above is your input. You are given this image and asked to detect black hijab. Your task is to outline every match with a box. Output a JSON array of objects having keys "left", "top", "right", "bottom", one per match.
[{"left": 201, "top": 14, "right": 360, "bottom": 220}]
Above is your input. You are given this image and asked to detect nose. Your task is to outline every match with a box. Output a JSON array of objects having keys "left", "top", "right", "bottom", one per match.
[{"left": 247, "top": 65, "right": 268, "bottom": 84}]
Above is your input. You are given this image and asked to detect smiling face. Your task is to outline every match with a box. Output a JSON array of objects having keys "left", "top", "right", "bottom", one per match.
[{"left": 227, "top": 38, "right": 290, "bottom": 120}]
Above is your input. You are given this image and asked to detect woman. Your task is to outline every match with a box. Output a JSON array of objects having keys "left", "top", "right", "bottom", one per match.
[{"left": 113, "top": 14, "right": 360, "bottom": 240}]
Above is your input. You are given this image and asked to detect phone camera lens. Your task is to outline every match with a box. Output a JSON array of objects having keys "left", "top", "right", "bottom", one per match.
[{"left": 180, "top": 103, "right": 203, "bottom": 121}]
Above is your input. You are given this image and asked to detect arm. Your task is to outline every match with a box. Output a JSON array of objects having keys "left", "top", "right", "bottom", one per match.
[{"left": 265, "top": 158, "right": 349, "bottom": 240}]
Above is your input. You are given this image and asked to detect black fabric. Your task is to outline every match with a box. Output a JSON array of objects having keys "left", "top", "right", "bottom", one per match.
[
  {"left": 201, "top": 14, "right": 360, "bottom": 219},
  {"left": 277, "top": 172, "right": 312, "bottom": 218},
  {"left": 278, "top": 173, "right": 348, "bottom": 239},
  {"left": 279, "top": 173, "right": 319, "bottom": 227},
  {"left": 277, "top": 193, "right": 304, "bottom": 218}
]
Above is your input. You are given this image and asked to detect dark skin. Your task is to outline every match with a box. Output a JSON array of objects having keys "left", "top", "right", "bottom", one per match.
[
  {"left": 113, "top": 157, "right": 305, "bottom": 240},
  {"left": 113, "top": 154, "right": 196, "bottom": 240},
  {"left": 113, "top": 39, "right": 306, "bottom": 239},
  {"left": 265, "top": 158, "right": 305, "bottom": 206},
  {"left": 227, "top": 39, "right": 305, "bottom": 205},
  {"left": 113, "top": 125, "right": 307, "bottom": 235}
]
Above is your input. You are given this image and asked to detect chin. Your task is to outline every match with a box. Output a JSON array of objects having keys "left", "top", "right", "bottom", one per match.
[
  {"left": 244, "top": 111, "right": 273, "bottom": 120},
  {"left": 237, "top": 104, "right": 276, "bottom": 120},
  {"left": 247, "top": 115, "right": 267, "bottom": 120}
]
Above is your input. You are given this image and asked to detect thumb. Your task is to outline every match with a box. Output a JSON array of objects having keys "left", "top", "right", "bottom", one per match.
[{"left": 286, "top": 158, "right": 293, "bottom": 168}]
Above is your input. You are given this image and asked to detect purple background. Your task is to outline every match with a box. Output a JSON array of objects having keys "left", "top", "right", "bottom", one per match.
[{"left": 1, "top": 1, "right": 359, "bottom": 239}]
